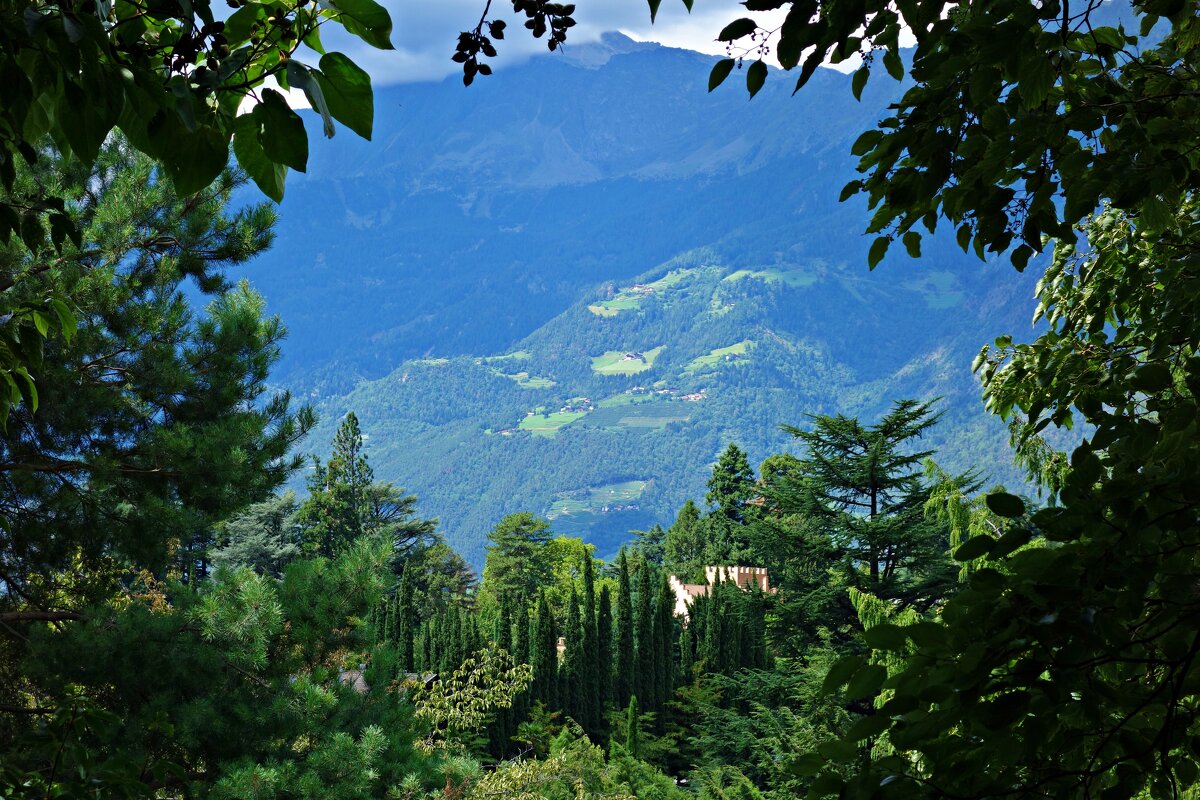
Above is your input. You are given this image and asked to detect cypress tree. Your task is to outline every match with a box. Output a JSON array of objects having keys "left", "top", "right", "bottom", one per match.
[
  {"left": 497, "top": 596, "right": 513, "bottom": 652},
  {"left": 635, "top": 562, "right": 657, "bottom": 710},
  {"left": 563, "top": 587, "right": 584, "bottom": 723},
  {"left": 624, "top": 695, "right": 640, "bottom": 758},
  {"left": 533, "top": 591, "right": 558, "bottom": 710},
  {"left": 581, "top": 553, "right": 600, "bottom": 733},
  {"left": 614, "top": 549, "right": 635, "bottom": 707},
  {"left": 679, "top": 625, "right": 694, "bottom": 682},
  {"left": 702, "top": 581, "right": 722, "bottom": 674},
  {"left": 655, "top": 573, "right": 675, "bottom": 709},
  {"left": 596, "top": 583, "right": 613, "bottom": 721},
  {"left": 514, "top": 600, "right": 530, "bottom": 664},
  {"left": 397, "top": 566, "right": 415, "bottom": 671}
]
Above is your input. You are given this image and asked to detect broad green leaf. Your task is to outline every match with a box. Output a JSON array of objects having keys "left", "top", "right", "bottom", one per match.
[
  {"left": 746, "top": 60, "right": 768, "bottom": 98},
  {"left": 852, "top": 66, "right": 869, "bottom": 100},
  {"left": 822, "top": 654, "right": 865, "bottom": 692},
  {"left": 163, "top": 125, "right": 229, "bottom": 195},
  {"left": 954, "top": 534, "right": 995, "bottom": 562},
  {"left": 718, "top": 18, "right": 757, "bottom": 41},
  {"left": 315, "top": 53, "right": 374, "bottom": 140},
  {"left": 845, "top": 663, "right": 888, "bottom": 698},
  {"left": 709, "top": 59, "right": 735, "bottom": 92},
  {"left": 868, "top": 236, "right": 890, "bottom": 269},
  {"left": 256, "top": 90, "right": 308, "bottom": 173},
  {"left": 334, "top": 0, "right": 394, "bottom": 50},
  {"left": 985, "top": 491, "right": 1027, "bottom": 518},
  {"left": 233, "top": 115, "right": 287, "bottom": 202},
  {"left": 287, "top": 62, "right": 335, "bottom": 138},
  {"left": 902, "top": 230, "right": 921, "bottom": 257},
  {"left": 863, "top": 622, "right": 909, "bottom": 651}
]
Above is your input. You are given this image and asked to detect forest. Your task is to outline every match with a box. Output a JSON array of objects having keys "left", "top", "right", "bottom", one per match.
[{"left": 3, "top": 0, "right": 1200, "bottom": 798}]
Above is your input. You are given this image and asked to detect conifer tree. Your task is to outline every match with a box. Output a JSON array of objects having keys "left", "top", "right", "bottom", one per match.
[
  {"left": 634, "top": 562, "right": 657, "bottom": 710},
  {"left": 655, "top": 573, "right": 676, "bottom": 709},
  {"left": 614, "top": 549, "right": 635, "bottom": 707},
  {"left": 581, "top": 553, "right": 601, "bottom": 733},
  {"left": 563, "top": 587, "right": 584, "bottom": 723},
  {"left": 596, "top": 583, "right": 614, "bottom": 716},
  {"left": 679, "top": 626, "right": 694, "bottom": 682},
  {"left": 624, "top": 695, "right": 641, "bottom": 758},
  {"left": 706, "top": 443, "right": 757, "bottom": 524},
  {"left": 397, "top": 566, "right": 416, "bottom": 671},
  {"left": 532, "top": 592, "right": 558, "bottom": 710},
  {"left": 665, "top": 499, "right": 706, "bottom": 580}
]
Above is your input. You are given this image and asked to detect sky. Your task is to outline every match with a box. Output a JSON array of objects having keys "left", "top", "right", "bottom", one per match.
[{"left": 333, "top": 0, "right": 790, "bottom": 85}]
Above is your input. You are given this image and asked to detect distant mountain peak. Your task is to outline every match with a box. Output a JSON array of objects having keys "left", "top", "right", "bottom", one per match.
[{"left": 559, "top": 30, "right": 657, "bottom": 68}]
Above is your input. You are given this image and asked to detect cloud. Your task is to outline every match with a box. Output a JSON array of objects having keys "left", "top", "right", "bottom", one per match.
[{"left": 315, "top": 0, "right": 776, "bottom": 86}]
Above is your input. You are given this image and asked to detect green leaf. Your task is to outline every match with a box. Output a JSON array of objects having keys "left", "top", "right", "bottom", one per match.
[
  {"left": 822, "top": 655, "right": 865, "bottom": 692},
  {"left": 846, "top": 712, "right": 891, "bottom": 741},
  {"left": 883, "top": 48, "right": 904, "bottom": 80},
  {"left": 648, "top": 0, "right": 663, "bottom": 23},
  {"left": 863, "top": 622, "right": 909, "bottom": 651},
  {"left": 31, "top": 310, "right": 49, "bottom": 337},
  {"left": 868, "top": 236, "right": 890, "bottom": 269},
  {"left": 334, "top": 0, "right": 394, "bottom": 50},
  {"left": 985, "top": 491, "right": 1027, "bottom": 518},
  {"left": 315, "top": 53, "right": 374, "bottom": 140},
  {"left": 845, "top": 664, "right": 888, "bottom": 698},
  {"left": 954, "top": 534, "right": 995, "bottom": 562},
  {"left": 50, "top": 300, "right": 76, "bottom": 344},
  {"left": 708, "top": 59, "right": 736, "bottom": 92},
  {"left": 902, "top": 230, "right": 921, "bottom": 258},
  {"left": 223, "top": 4, "right": 260, "bottom": 43},
  {"left": 287, "top": 62, "right": 335, "bottom": 139},
  {"left": 1019, "top": 56, "right": 1054, "bottom": 107},
  {"left": 851, "top": 129, "right": 881, "bottom": 156},
  {"left": 163, "top": 125, "right": 229, "bottom": 195},
  {"left": 233, "top": 115, "right": 287, "bottom": 202},
  {"left": 851, "top": 66, "right": 869, "bottom": 100},
  {"left": 746, "top": 60, "right": 768, "bottom": 98},
  {"left": 1133, "top": 362, "right": 1173, "bottom": 393},
  {"left": 256, "top": 90, "right": 308, "bottom": 173},
  {"left": 718, "top": 18, "right": 757, "bottom": 41}
]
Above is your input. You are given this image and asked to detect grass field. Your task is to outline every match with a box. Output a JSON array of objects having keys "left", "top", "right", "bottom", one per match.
[
  {"left": 587, "top": 268, "right": 696, "bottom": 316},
  {"left": 591, "top": 345, "right": 665, "bottom": 375},
  {"left": 547, "top": 480, "right": 648, "bottom": 517},
  {"left": 517, "top": 410, "right": 587, "bottom": 437},
  {"left": 905, "top": 270, "right": 964, "bottom": 309},
  {"left": 685, "top": 340, "right": 753, "bottom": 372},
  {"left": 492, "top": 369, "right": 556, "bottom": 389},
  {"left": 483, "top": 350, "right": 531, "bottom": 363},
  {"left": 578, "top": 401, "right": 690, "bottom": 430},
  {"left": 723, "top": 267, "right": 818, "bottom": 288}
]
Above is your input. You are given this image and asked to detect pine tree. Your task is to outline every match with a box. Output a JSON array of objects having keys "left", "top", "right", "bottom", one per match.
[
  {"left": 664, "top": 499, "right": 706, "bottom": 580},
  {"left": 634, "top": 562, "right": 657, "bottom": 710},
  {"left": 706, "top": 443, "right": 757, "bottom": 524},
  {"left": 614, "top": 549, "right": 635, "bottom": 708}
]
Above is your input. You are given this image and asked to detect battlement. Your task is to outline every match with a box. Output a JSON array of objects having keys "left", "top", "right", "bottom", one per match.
[{"left": 669, "top": 565, "right": 774, "bottom": 621}]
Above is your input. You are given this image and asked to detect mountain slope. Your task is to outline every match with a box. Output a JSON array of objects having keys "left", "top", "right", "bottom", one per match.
[
  {"left": 302, "top": 250, "right": 1041, "bottom": 565},
  {"left": 240, "top": 33, "right": 901, "bottom": 395}
]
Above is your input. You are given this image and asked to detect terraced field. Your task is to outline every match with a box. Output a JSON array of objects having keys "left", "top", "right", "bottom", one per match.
[
  {"left": 587, "top": 268, "right": 696, "bottom": 316},
  {"left": 517, "top": 409, "right": 587, "bottom": 437},
  {"left": 722, "top": 266, "right": 818, "bottom": 288}
]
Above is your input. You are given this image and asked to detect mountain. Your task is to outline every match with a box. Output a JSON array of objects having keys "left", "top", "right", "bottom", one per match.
[
  {"left": 239, "top": 33, "right": 900, "bottom": 396},
  {"left": 241, "top": 34, "right": 1050, "bottom": 564},
  {"left": 299, "top": 250, "right": 1040, "bottom": 566}
]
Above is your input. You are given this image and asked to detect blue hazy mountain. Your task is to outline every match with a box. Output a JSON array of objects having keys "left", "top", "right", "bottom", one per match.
[{"left": 242, "top": 34, "right": 1047, "bottom": 564}]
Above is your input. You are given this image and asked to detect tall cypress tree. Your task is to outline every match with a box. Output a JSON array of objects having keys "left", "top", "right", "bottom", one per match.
[
  {"left": 533, "top": 591, "right": 558, "bottom": 710},
  {"left": 634, "top": 563, "right": 657, "bottom": 710},
  {"left": 581, "top": 553, "right": 600, "bottom": 733},
  {"left": 514, "top": 600, "right": 530, "bottom": 664},
  {"left": 655, "top": 573, "right": 675, "bottom": 709},
  {"left": 397, "top": 566, "right": 415, "bottom": 671},
  {"left": 614, "top": 549, "right": 635, "bottom": 707},
  {"left": 679, "top": 625, "right": 694, "bottom": 682},
  {"left": 563, "top": 587, "right": 584, "bottom": 723},
  {"left": 596, "top": 583, "right": 613, "bottom": 719},
  {"left": 624, "top": 695, "right": 640, "bottom": 758}
]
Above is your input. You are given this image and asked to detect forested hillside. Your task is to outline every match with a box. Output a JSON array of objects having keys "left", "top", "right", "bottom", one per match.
[
  {"left": 241, "top": 33, "right": 901, "bottom": 394},
  {"left": 305, "top": 248, "right": 1041, "bottom": 563}
]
